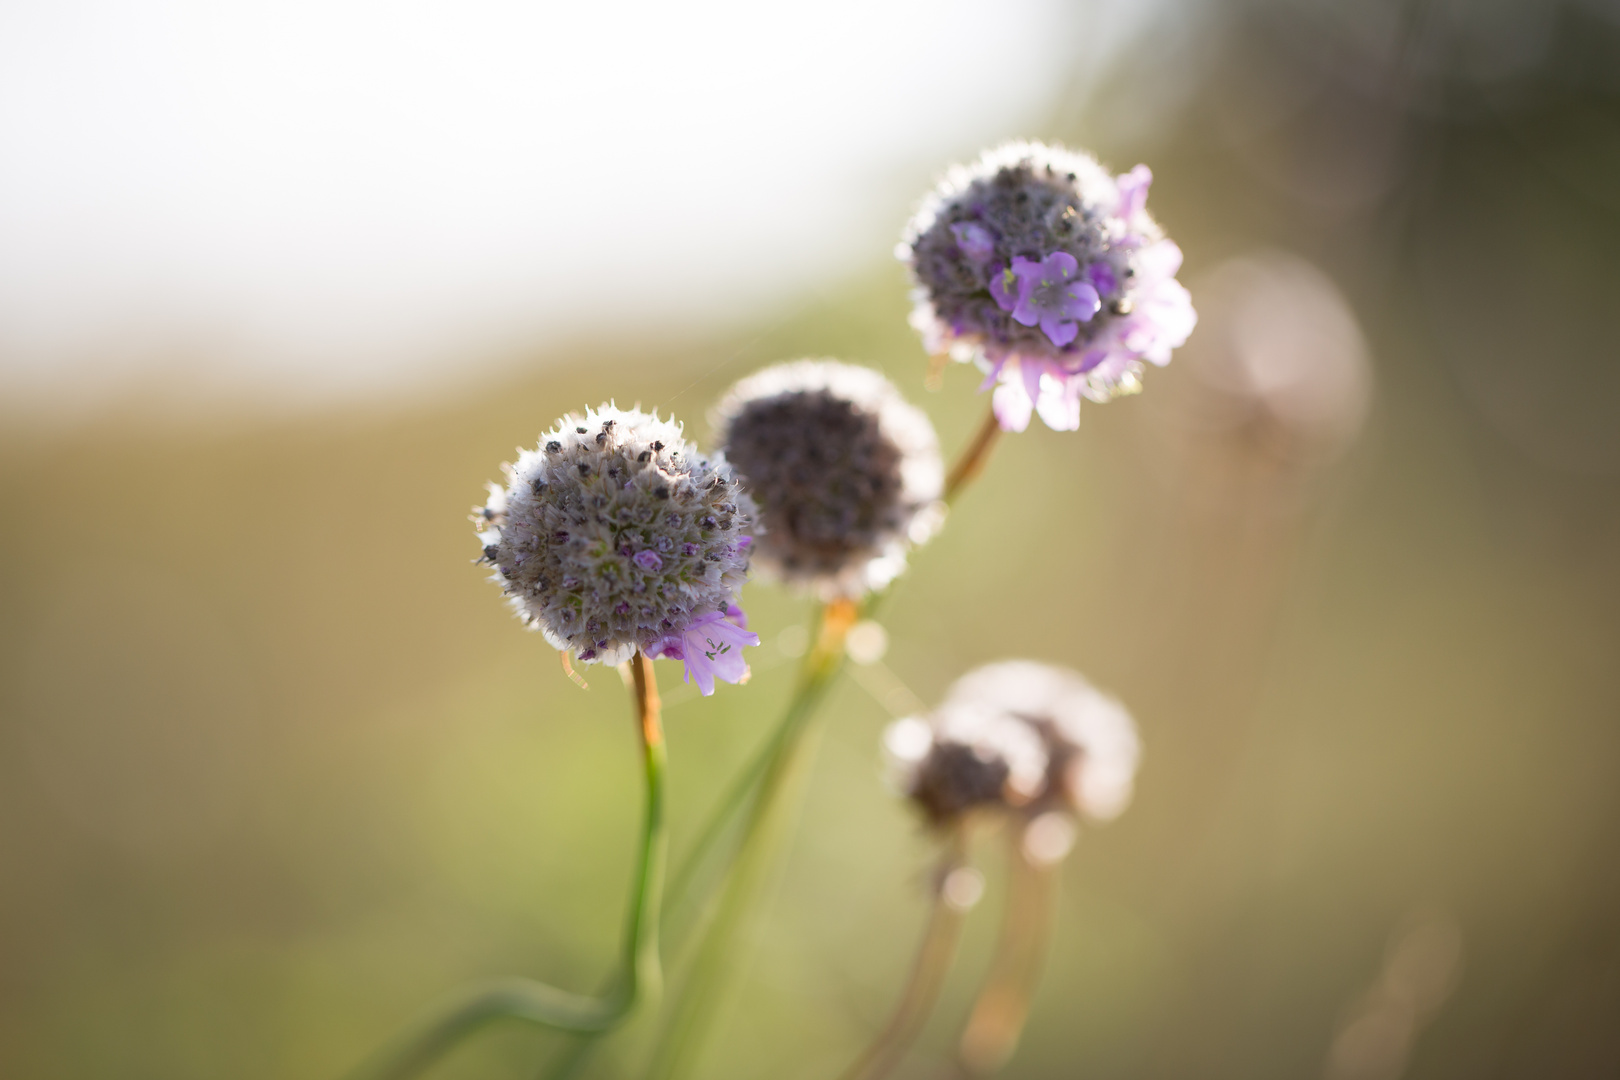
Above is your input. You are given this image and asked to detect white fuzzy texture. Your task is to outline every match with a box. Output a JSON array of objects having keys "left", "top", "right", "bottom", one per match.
[
  {"left": 712, "top": 360, "right": 944, "bottom": 599},
  {"left": 945, "top": 660, "right": 1141, "bottom": 821},
  {"left": 885, "top": 659, "right": 1141, "bottom": 825},
  {"left": 476, "top": 404, "right": 754, "bottom": 665}
]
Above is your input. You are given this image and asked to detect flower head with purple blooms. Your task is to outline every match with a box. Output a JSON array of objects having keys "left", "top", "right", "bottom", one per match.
[
  {"left": 475, "top": 404, "right": 759, "bottom": 691},
  {"left": 901, "top": 141, "right": 1197, "bottom": 432}
]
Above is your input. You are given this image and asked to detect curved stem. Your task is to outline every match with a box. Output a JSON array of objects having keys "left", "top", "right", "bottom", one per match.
[
  {"left": 839, "top": 829, "right": 972, "bottom": 1080},
  {"left": 642, "top": 599, "right": 859, "bottom": 1080},
  {"left": 344, "top": 652, "right": 667, "bottom": 1080},
  {"left": 661, "top": 607, "right": 825, "bottom": 929},
  {"left": 540, "top": 607, "right": 832, "bottom": 1080},
  {"left": 944, "top": 406, "right": 1003, "bottom": 505},
  {"left": 956, "top": 839, "right": 1057, "bottom": 1076}
]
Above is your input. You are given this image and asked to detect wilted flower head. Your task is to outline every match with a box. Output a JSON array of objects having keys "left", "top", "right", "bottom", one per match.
[
  {"left": 884, "top": 659, "right": 1140, "bottom": 826},
  {"left": 883, "top": 708, "right": 1049, "bottom": 827},
  {"left": 476, "top": 404, "right": 759, "bottom": 693},
  {"left": 942, "top": 660, "right": 1140, "bottom": 820},
  {"left": 901, "top": 141, "right": 1197, "bottom": 433},
  {"left": 712, "top": 360, "right": 944, "bottom": 599}
]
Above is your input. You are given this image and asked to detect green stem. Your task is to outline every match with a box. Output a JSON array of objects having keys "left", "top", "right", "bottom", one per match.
[
  {"left": 343, "top": 653, "right": 668, "bottom": 1080},
  {"left": 640, "top": 600, "right": 857, "bottom": 1080}
]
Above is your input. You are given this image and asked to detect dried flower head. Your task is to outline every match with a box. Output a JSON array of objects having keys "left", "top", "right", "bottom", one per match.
[
  {"left": 883, "top": 709, "right": 1049, "bottom": 827},
  {"left": 712, "top": 360, "right": 944, "bottom": 599},
  {"left": 942, "top": 660, "right": 1140, "bottom": 821},
  {"left": 884, "top": 659, "right": 1140, "bottom": 827},
  {"left": 476, "top": 404, "right": 759, "bottom": 693},
  {"left": 901, "top": 141, "right": 1197, "bottom": 433}
]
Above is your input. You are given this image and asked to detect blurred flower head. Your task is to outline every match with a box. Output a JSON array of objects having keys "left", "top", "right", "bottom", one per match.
[
  {"left": 477, "top": 404, "right": 758, "bottom": 690},
  {"left": 901, "top": 141, "right": 1196, "bottom": 432},
  {"left": 1172, "top": 252, "right": 1372, "bottom": 463},
  {"left": 943, "top": 660, "right": 1140, "bottom": 821},
  {"left": 885, "top": 659, "right": 1140, "bottom": 828},
  {"left": 712, "top": 360, "right": 944, "bottom": 599}
]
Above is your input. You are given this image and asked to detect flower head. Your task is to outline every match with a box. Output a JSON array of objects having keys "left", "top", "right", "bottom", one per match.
[
  {"left": 901, "top": 141, "right": 1197, "bottom": 432},
  {"left": 884, "top": 659, "right": 1140, "bottom": 827},
  {"left": 476, "top": 404, "right": 758, "bottom": 690},
  {"left": 712, "top": 360, "right": 944, "bottom": 599},
  {"left": 883, "top": 709, "right": 1049, "bottom": 828}
]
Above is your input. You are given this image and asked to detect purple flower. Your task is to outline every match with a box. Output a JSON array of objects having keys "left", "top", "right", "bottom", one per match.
[
  {"left": 633, "top": 549, "right": 663, "bottom": 572},
  {"left": 648, "top": 604, "right": 759, "bottom": 696},
  {"left": 950, "top": 222, "right": 995, "bottom": 263},
  {"left": 1007, "top": 253, "right": 1101, "bottom": 348}
]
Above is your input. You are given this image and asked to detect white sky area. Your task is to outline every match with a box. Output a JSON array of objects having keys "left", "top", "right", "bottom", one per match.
[{"left": 0, "top": 0, "right": 1159, "bottom": 417}]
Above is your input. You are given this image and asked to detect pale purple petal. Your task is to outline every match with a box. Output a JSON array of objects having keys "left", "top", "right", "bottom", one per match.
[
  {"left": 1135, "top": 238, "right": 1183, "bottom": 281},
  {"left": 633, "top": 550, "right": 663, "bottom": 571},
  {"left": 992, "top": 376, "right": 1034, "bottom": 432},
  {"left": 1064, "top": 281, "right": 1101, "bottom": 322},
  {"left": 1007, "top": 257, "right": 1042, "bottom": 325},
  {"left": 988, "top": 264, "right": 1019, "bottom": 313},
  {"left": 1116, "top": 165, "right": 1152, "bottom": 220},
  {"left": 950, "top": 222, "right": 995, "bottom": 263},
  {"left": 1035, "top": 375, "right": 1082, "bottom": 431},
  {"left": 1085, "top": 262, "right": 1118, "bottom": 296},
  {"left": 977, "top": 357, "right": 1007, "bottom": 393},
  {"left": 1021, "top": 357, "right": 1045, "bottom": 411},
  {"left": 1040, "top": 314, "right": 1079, "bottom": 347},
  {"left": 1042, "top": 251, "right": 1080, "bottom": 281}
]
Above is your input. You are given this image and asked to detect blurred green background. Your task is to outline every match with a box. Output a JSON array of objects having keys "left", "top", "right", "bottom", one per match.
[{"left": 3, "top": 1, "right": 1620, "bottom": 1078}]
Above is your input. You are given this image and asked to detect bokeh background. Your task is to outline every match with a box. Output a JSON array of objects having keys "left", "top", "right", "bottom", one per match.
[{"left": 3, "top": 0, "right": 1619, "bottom": 1077}]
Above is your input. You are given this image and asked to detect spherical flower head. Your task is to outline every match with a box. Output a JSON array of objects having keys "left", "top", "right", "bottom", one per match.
[
  {"left": 941, "top": 660, "right": 1140, "bottom": 821},
  {"left": 476, "top": 404, "right": 759, "bottom": 693},
  {"left": 712, "top": 360, "right": 945, "bottom": 600},
  {"left": 883, "top": 706, "right": 1050, "bottom": 828},
  {"left": 900, "top": 141, "right": 1197, "bottom": 433}
]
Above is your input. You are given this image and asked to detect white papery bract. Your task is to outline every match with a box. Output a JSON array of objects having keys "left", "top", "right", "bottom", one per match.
[
  {"left": 712, "top": 360, "right": 944, "bottom": 599},
  {"left": 476, "top": 405, "right": 756, "bottom": 675}
]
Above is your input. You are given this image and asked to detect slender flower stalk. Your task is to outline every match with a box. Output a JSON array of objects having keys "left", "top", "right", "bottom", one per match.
[
  {"left": 944, "top": 406, "right": 1003, "bottom": 504},
  {"left": 642, "top": 599, "right": 859, "bottom": 1080},
  {"left": 838, "top": 827, "right": 975, "bottom": 1080},
  {"left": 956, "top": 837, "right": 1059, "bottom": 1075},
  {"left": 343, "top": 653, "right": 668, "bottom": 1080}
]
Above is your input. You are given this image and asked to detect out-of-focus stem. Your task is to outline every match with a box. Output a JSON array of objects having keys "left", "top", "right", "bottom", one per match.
[
  {"left": 956, "top": 840, "right": 1057, "bottom": 1076},
  {"left": 642, "top": 599, "right": 859, "bottom": 1080},
  {"left": 544, "top": 610, "right": 829, "bottom": 1080},
  {"left": 345, "top": 653, "right": 667, "bottom": 1080},
  {"left": 944, "top": 406, "right": 1003, "bottom": 504},
  {"left": 838, "top": 828, "right": 972, "bottom": 1080}
]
